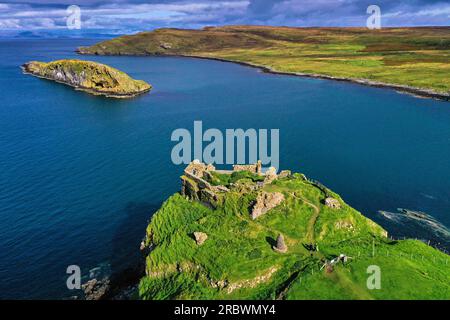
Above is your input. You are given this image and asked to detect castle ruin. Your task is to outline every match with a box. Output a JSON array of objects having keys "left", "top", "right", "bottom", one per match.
[{"left": 181, "top": 160, "right": 289, "bottom": 217}]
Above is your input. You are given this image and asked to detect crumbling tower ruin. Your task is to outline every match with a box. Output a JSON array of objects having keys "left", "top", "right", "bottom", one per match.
[{"left": 273, "top": 234, "right": 288, "bottom": 253}]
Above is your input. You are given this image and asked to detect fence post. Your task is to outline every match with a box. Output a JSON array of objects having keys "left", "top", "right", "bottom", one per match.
[{"left": 372, "top": 239, "right": 375, "bottom": 258}]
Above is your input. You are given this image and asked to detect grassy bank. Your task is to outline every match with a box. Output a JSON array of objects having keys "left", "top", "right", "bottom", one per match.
[
  {"left": 78, "top": 26, "right": 450, "bottom": 98},
  {"left": 139, "top": 171, "right": 449, "bottom": 300}
]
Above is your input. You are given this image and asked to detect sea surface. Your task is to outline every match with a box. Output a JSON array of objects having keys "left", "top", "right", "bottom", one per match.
[{"left": 0, "top": 39, "right": 449, "bottom": 299}]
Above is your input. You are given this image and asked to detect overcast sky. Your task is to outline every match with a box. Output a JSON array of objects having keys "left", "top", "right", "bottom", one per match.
[{"left": 0, "top": 0, "right": 449, "bottom": 34}]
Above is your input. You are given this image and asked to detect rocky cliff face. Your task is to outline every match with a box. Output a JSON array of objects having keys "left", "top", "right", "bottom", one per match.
[{"left": 22, "top": 59, "right": 151, "bottom": 98}]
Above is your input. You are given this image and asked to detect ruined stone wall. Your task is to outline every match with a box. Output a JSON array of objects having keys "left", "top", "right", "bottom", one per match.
[
  {"left": 232, "top": 160, "right": 262, "bottom": 174},
  {"left": 185, "top": 160, "right": 215, "bottom": 179},
  {"left": 181, "top": 161, "right": 229, "bottom": 208}
]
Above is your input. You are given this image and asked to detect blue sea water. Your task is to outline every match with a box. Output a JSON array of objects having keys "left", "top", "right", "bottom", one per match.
[{"left": 0, "top": 39, "right": 449, "bottom": 299}]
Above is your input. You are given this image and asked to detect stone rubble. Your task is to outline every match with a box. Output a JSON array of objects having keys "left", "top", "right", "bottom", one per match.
[
  {"left": 251, "top": 191, "right": 285, "bottom": 220},
  {"left": 193, "top": 232, "right": 208, "bottom": 245},
  {"left": 324, "top": 197, "right": 341, "bottom": 209}
]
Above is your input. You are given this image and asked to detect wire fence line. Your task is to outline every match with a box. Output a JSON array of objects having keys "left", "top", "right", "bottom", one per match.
[{"left": 348, "top": 248, "right": 449, "bottom": 266}]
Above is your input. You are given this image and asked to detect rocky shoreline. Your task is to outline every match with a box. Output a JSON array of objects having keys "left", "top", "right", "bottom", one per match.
[
  {"left": 76, "top": 48, "right": 450, "bottom": 102},
  {"left": 173, "top": 55, "right": 450, "bottom": 102},
  {"left": 80, "top": 263, "right": 145, "bottom": 300},
  {"left": 22, "top": 60, "right": 151, "bottom": 99}
]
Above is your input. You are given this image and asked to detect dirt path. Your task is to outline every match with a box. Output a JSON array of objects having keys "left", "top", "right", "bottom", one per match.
[{"left": 292, "top": 192, "right": 320, "bottom": 243}]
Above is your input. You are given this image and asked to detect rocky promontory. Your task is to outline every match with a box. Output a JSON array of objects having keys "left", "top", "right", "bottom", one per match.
[
  {"left": 22, "top": 59, "right": 151, "bottom": 98},
  {"left": 137, "top": 161, "right": 450, "bottom": 300}
]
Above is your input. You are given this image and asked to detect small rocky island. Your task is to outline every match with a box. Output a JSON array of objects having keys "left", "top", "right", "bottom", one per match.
[
  {"left": 22, "top": 59, "right": 151, "bottom": 98},
  {"left": 134, "top": 161, "right": 449, "bottom": 300}
]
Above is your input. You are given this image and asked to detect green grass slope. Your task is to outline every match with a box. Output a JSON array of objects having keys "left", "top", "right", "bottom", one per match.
[
  {"left": 78, "top": 26, "right": 450, "bottom": 97},
  {"left": 139, "top": 172, "right": 450, "bottom": 300}
]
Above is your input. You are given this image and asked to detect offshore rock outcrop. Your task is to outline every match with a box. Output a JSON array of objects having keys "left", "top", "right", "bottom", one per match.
[{"left": 22, "top": 59, "right": 151, "bottom": 98}]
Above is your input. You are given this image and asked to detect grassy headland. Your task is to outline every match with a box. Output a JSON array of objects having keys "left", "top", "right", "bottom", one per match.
[
  {"left": 78, "top": 26, "right": 450, "bottom": 100},
  {"left": 138, "top": 163, "right": 449, "bottom": 300},
  {"left": 22, "top": 59, "right": 151, "bottom": 98}
]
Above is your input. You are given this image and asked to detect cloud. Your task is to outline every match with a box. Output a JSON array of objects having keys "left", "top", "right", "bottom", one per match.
[
  {"left": 0, "top": 1, "right": 250, "bottom": 31},
  {"left": 0, "top": 0, "right": 449, "bottom": 35}
]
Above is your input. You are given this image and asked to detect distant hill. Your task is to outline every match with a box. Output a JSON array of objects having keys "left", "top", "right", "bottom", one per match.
[{"left": 77, "top": 26, "right": 450, "bottom": 100}]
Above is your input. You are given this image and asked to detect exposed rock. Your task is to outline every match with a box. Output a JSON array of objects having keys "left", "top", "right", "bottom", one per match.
[
  {"left": 324, "top": 197, "right": 341, "bottom": 209},
  {"left": 278, "top": 170, "right": 292, "bottom": 179},
  {"left": 264, "top": 167, "right": 278, "bottom": 184},
  {"left": 82, "top": 278, "right": 110, "bottom": 300},
  {"left": 193, "top": 232, "right": 208, "bottom": 245},
  {"left": 181, "top": 175, "right": 200, "bottom": 200},
  {"left": 148, "top": 264, "right": 178, "bottom": 278},
  {"left": 22, "top": 59, "right": 151, "bottom": 98},
  {"left": 159, "top": 42, "right": 172, "bottom": 50},
  {"left": 226, "top": 267, "right": 278, "bottom": 294},
  {"left": 251, "top": 191, "right": 284, "bottom": 219},
  {"left": 139, "top": 240, "right": 146, "bottom": 251},
  {"left": 335, "top": 220, "right": 354, "bottom": 230},
  {"left": 211, "top": 279, "right": 228, "bottom": 289},
  {"left": 215, "top": 185, "right": 230, "bottom": 192},
  {"left": 199, "top": 188, "right": 218, "bottom": 207},
  {"left": 273, "top": 234, "right": 287, "bottom": 253}
]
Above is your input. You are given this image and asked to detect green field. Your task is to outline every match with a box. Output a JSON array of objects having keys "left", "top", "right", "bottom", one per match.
[
  {"left": 78, "top": 26, "right": 450, "bottom": 97},
  {"left": 138, "top": 172, "right": 449, "bottom": 300}
]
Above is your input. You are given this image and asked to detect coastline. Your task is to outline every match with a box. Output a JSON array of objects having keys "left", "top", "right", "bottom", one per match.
[{"left": 76, "top": 50, "right": 450, "bottom": 102}]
